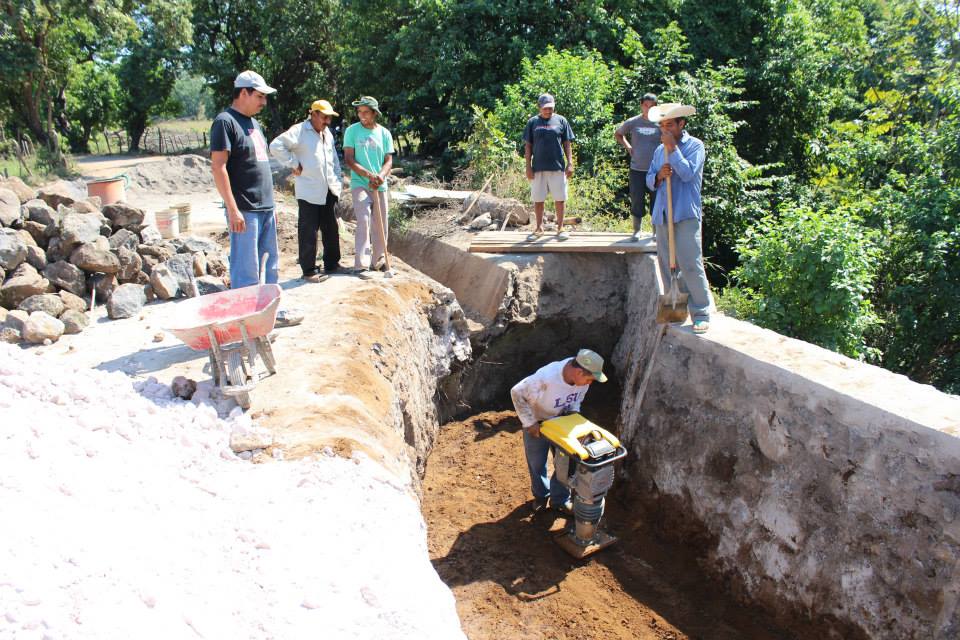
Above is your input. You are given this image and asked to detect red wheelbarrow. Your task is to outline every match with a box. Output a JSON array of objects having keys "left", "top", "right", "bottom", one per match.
[{"left": 165, "top": 284, "right": 281, "bottom": 409}]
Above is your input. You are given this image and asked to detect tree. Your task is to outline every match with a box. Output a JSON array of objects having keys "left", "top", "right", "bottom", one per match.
[
  {"left": 118, "top": 0, "right": 193, "bottom": 152},
  {"left": 190, "top": 0, "right": 339, "bottom": 137},
  {"left": 0, "top": 0, "right": 131, "bottom": 156},
  {"left": 63, "top": 61, "right": 120, "bottom": 152}
]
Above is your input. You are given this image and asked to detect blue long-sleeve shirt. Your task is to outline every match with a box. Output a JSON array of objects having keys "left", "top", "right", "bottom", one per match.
[{"left": 645, "top": 131, "right": 705, "bottom": 225}]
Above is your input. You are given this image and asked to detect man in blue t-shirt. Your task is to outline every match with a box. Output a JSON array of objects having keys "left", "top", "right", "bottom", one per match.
[
  {"left": 210, "top": 70, "right": 279, "bottom": 289},
  {"left": 523, "top": 93, "right": 575, "bottom": 241}
]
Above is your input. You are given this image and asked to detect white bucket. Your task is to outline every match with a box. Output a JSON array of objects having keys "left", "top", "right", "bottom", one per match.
[
  {"left": 175, "top": 203, "right": 191, "bottom": 233},
  {"left": 156, "top": 208, "right": 179, "bottom": 239}
]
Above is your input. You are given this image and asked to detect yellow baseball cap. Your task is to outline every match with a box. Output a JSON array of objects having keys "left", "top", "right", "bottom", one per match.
[{"left": 310, "top": 100, "right": 339, "bottom": 116}]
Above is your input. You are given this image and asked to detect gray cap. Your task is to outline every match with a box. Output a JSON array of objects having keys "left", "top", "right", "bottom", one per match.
[
  {"left": 234, "top": 70, "right": 276, "bottom": 95},
  {"left": 537, "top": 93, "right": 556, "bottom": 108},
  {"left": 575, "top": 349, "right": 607, "bottom": 383}
]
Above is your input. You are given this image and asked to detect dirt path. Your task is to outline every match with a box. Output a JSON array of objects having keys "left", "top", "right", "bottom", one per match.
[{"left": 423, "top": 411, "right": 805, "bottom": 640}]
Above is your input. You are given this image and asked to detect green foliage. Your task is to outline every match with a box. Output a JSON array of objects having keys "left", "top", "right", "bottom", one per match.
[
  {"left": 118, "top": 0, "right": 193, "bottom": 151},
  {"left": 494, "top": 47, "right": 621, "bottom": 173},
  {"left": 172, "top": 74, "right": 215, "bottom": 120},
  {"left": 63, "top": 62, "right": 121, "bottom": 153},
  {"left": 732, "top": 205, "right": 881, "bottom": 359},
  {"left": 190, "top": 0, "right": 339, "bottom": 137}
]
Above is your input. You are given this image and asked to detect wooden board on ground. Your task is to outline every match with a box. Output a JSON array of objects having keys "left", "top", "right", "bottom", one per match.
[{"left": 469, "top": 231, "right": 657, "bottom": 254}]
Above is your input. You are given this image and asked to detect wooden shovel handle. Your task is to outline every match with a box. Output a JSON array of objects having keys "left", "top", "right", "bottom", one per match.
[
  {"left": 370, "top": 188, "right": 391, "bottom": 271},
  {"left": 666, "top": 174, "right": 677, "bottom": 270}
]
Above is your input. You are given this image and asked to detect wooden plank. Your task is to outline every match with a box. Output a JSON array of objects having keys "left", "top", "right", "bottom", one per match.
[{"left": 469, "top": 231, "right": 657, "bottom": 254}]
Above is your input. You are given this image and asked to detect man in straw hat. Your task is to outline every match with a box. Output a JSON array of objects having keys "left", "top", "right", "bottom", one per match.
[
  {"left": 646, "top": 102, "right": 713, "bottom": 334},
  {"left": 343, "top": 96, "right": 394, "bottom": 274},
  {"left": 270, "top": 99, "right": 344, "bottom": 282},
  {"left": 210, "top": 70, "right": 279, "bottom": 289},
  {"left": 510, "top": 349, "right": 608, "bottom": 514}
]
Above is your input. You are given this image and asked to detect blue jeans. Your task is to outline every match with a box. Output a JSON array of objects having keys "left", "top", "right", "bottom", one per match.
[
  {"left": 655, "top": 217, "right": 712, "bottom": 321},
  {"left": 523, "top": 429, "right": 570, "bottom": 504},
  {"left": 229, "top": 209, "right": 279, "bottom": 288}
]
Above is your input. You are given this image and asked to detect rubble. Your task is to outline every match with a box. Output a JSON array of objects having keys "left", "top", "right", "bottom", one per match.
[{"left": 0, "top": 178, "right": 230, "bottom": 345}]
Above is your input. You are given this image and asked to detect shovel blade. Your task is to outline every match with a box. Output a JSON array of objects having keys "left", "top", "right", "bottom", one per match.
[{"left": 656, "top": 292, "right": 689, "bottom": 324}]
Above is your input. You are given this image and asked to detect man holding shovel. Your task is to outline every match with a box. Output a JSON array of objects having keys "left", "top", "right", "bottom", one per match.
[
  {"left": 343, "top": 96, "right": 394, "bottom": 275},
  {"left": 646, "top": 103, "right": 712, "bottom": 334}
]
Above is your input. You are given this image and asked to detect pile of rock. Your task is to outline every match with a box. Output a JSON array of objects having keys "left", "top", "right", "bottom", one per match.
[
  {"left": 0, "top": 176, "right": 229, "bottom": 345},
  {"left": 459, "top": 193, "right": 530, "bottom": 230}
]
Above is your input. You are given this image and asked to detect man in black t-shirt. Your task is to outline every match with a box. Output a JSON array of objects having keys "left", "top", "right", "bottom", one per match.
[
  {"left": 523, "top": 93, "right": 575, "bottom": 241},
  {"left": 210, "top": 70, "right": 279, "bottom": 288}
]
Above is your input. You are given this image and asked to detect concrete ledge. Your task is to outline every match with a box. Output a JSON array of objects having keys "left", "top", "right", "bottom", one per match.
[{"left": 617, "top": 314, "right": 960, "bottom": 638}]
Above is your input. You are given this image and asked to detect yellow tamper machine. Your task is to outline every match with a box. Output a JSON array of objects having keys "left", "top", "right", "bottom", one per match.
[{"left": 540, "top": 413, "right": 627, "bottom": 559}]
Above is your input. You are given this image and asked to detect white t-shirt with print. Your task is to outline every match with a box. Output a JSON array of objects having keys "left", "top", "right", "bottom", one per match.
[{"left": 510, "top": 358, "right": 589, "bottom": 429}]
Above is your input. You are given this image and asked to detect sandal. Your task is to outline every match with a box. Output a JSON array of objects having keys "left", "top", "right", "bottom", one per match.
[
  {"left": 526, "top": 229, "right": 544, "bottom": 242},
  {"left": 275, "top": 309, "right": 304, "bottom": 328},
  {"left": 692, "top": 319, "right": 710, "bottom": 334},
  {"left": 556, "top": 231, "right": 570, "bottom": 241}
]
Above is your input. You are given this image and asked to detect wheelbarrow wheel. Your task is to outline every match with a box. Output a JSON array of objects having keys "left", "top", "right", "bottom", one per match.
[{"left": 226, "top": 350, "right": 251, "bottom": 409}]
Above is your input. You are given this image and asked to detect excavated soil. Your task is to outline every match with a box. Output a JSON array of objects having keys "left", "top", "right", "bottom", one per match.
[{"left": 423, "top": 411, "right": 806, "bottom": 640}]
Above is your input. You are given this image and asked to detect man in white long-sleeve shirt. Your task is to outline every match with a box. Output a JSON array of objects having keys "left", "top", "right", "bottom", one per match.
[
  {"left": 270, "top": 99, "right": 344, "bottom": 281},
  {"left": 510, "top": 349, "right": 607, "bottom": 514}
]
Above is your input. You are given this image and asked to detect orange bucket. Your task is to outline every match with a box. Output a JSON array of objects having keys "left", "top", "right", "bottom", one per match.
[{"left": 86, "top": 175, "right": 129, "bottom": 205}]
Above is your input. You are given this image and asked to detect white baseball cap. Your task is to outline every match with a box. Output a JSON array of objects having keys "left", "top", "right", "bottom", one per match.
[{"left": 234, "top": 70, "right": 276, "bottom": 95}]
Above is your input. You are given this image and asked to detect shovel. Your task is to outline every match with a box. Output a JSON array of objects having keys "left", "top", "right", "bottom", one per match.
[
  {"left": 359, "top": 186, "right": 394, "bottom": 279},
  {"left": 656, "top": 172, "right": 689, "bottom": 324}
]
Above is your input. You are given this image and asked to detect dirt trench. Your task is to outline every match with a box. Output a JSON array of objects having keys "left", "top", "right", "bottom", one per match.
[{"left": 422, "top": 411, "right": 816, "bottom": 640}]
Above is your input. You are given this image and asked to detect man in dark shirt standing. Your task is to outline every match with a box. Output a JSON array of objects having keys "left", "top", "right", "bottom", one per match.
[
  {"left": 615, "top": 92, "right": 660, "bottom": 239},
  {"left": 523, "top": 93, "right": 575, "bottom": 241},
  {"left": 210, "top": 70, "right": 279, "bottom": 288}
]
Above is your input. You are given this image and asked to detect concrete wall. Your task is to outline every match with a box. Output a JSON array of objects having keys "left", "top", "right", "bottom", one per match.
[{"left": 612, "top": 257, "right": 960, "bottom": 638}]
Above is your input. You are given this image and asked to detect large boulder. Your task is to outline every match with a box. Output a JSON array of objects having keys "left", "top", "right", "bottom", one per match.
[
  {"left": 0, "top": 230, "right": 27, "bottom": 270},
  {"left": 44, "top": 260, "right": 87, "bottom": 297},
  {"left": 106, "top": 283, "right": 146, "bottom": 319},
  {"left": 116, "top": 246, "right": 142, "bottom": 282},
  {"left": 3, "top": 308, "right": 28, "bottom": 332},
  {"left": 58, "top": 290, "right": 88, "bottom": 312},
  {"left": 192, "top": 252, "right": 207, "bottom": 277},
  {"left": 25, "top": 245, "right": 47, "bottom": 271},
  {"left": 137, "top": 243, "right": 175, "bottom": 261},
  {"left": 22, "top": 199, "right": 57, "bottom": 226},
  {"left": 0, "top": 188, "right": 22, "bottom": 227},
  {"left": 22, "top": 310, "right": 65, "bottom": 344},
  {"left": 163, "top": 253, "right": 198, "bottom": 297},
  {"left": 148, "top": 264, "right": 179, "bottom": 299},
  {"left": 19, "top": 293, "right": 65, "bottom": 318},
  {"left": 0, "top": 176, "right": 36, "bottom": 204},
  {"left": 108, "top": 228, "right": 139, "bottom": 253},
  {"left": 15, "top": 228, "right": 36, "bottom": 248},
  {"left": 70, "top": 243, "right": 120, "bottom": 274},
  {"left": 462, "top": 193, "right": 530, "bottom": 226},
  {"left": 139, "top": 224, "right": 162, "bottom": 245},
  {"left": 140, "top": 253, "right": 158, "bottom": 275},
  {"left": 37, "top": 180, "right": 84, "bottom": 209},
  {"left": 90, "top": 273, "right": 117, "bottom": 303},
  {"left": 71, "top": 200, "right": 100, "bottom": 214},
  {"left": 21, "top": 220, "right": 47, "bottom": 247},
  {"left": 101, "top": 202, "right": 145, "bottom": 229},
  {"left": 60, "top": 212, "right": 102, "bottom": 254},
  {"left": 205, "top": 251, "right": 227, "bottom": 277},
  {"left": 175, "top": 236, "right": 220, "bottom": 255},
  {"left": 60, "top": 309, "right": 89, "bottom": 334},
  {"left": 1, "top": 263, "right": 50, "bottom": 309},
  {"left": 195, "top": 275, "right": 228, "bottom": 296}
]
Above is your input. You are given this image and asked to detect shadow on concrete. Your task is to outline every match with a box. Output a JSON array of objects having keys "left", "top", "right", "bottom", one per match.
[{"left": 95, "top": 342, "right": 206, "bottom": 375}]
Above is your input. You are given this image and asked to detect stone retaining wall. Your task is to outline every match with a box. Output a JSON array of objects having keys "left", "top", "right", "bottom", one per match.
[{"left": 613, "top": 272, "right": 960, "bottom": 638}]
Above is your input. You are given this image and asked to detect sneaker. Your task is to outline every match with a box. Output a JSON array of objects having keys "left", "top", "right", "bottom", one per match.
[
  {"left": 632, "top": 231, "right": 643, "bottom": 242},
  {"left": 531, "top": 497, "right": 548, "bottom": 514},
  {"left": 556, "top": 231, "right": 570, "bottom": 241},
  {"left": 692, "top": 319, "right": 710, "bottom": 334},
  {"left": 275, "top": 309, "right": 304, "bottom": 328},
  {"left": 550, "top": 499, "right": 573, "bottom": 515}
]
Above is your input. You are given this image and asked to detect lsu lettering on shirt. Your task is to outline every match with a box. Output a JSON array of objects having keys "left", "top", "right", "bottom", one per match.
[{"left": 510, "top": 358, "right": 590, "bottom": 428}]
